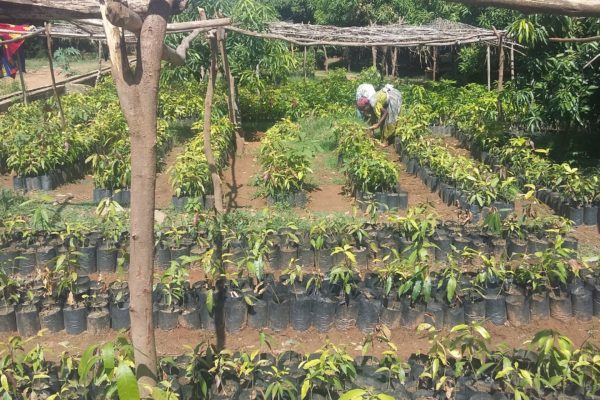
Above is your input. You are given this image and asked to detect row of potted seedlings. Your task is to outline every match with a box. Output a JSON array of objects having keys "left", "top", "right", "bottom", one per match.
[
  {"left": 334, "top": 119, "right": 407, "bottom": 212},
  {"left": 170, "top": 117, "right": 236, "bottom": 210},
  {"left": 256, "top": 119, "right": 312, "bottom": 207},
  {"left": 3, "top": 323, "right": 599, "bottom": 399},
  {"left": 2, "top": 79, "right": 118, "bottom": 192},
  {"left": 394, "top": 121, "right": 518, "bottom": 223},
  {"left": 1, "top": 243, "right": 596, "bottom": 338},
  {"left": 453, "top": 130, "right": 600, "bottom": 227}
]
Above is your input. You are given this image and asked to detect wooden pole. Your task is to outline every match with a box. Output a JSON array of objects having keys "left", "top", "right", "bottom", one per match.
[
  {"left": 217, "top": 27, "right": 244, "bottom": 154},
  {"left": 497, "top": 34, "right": 505, "bottom": 91},
  {"left": 323, "top": 45, "right": 328, "bottom": 72},
  {"left": 44, "top": 23, "right": 66, "bottom": 129},
  {"left": 371, "top": 46, "right": 377, "bottom": 68},
  {"left": 15, "top": 52, "right": 27, "bottom": 104},
  {"left": 432, "top": 47, "right": 438, "bottom": 81},
  {"left": 303, "top": 46, "right": 307, "bottom": 80},
  {"left": 95, "top": 39, "right": 102, "bottom": 85},
  {"left": 391, "top": 47, "right": 398, "bottom": 77},
  {"left": 510, "top": 43, "right": 515, "bottom": 80},
  {"left": 486, "top": 45, "right": 491, "bottom": 90}
]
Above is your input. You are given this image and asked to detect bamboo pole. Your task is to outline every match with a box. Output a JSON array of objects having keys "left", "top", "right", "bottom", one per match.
[{"left": 44, "top": 23, "right": 66, "bottom": 128}]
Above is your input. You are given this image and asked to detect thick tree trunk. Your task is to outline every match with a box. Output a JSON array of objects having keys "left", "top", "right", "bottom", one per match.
[
  {"left": 100, "top": 0, "right": 171, "bottom": 393},
  {"left": 446, "top": 0, "right": 600, "bottom": 17},
  {"left": 204, "top": 29, "right": 224, "bottom": 213}
]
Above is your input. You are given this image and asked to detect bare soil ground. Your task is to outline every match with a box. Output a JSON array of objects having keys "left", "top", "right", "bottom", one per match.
[{"left": 1, "top": 316, "right": 597, "bottom": 362}]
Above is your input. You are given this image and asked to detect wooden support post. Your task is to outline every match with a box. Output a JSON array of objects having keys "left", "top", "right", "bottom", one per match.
[
  {"left": 44, "top": 23, "right": 65, "bottom": 129},
  {"left": 95, "top": 39, "right": 102, "bottom": 85},
  {"left": 432, "top": 47, "right": 438, "bottom": 81},
  {"left": 323, "top": 45, "right": 328, "bottom": 72},
  {"left": 217, "top": 27, "right": 244, "bottom": 154},
  {"left": 486, "top": 45, "right": 491, "bottom": 90},
  {"left": 371, "top": 46, "right": 377, "bottom": 68},
  {"left": 497, "top": 34, "right": 505, "bottom": 91},
  {"left": 303, "top": 46, "right": 307, "bottom": 80},
  {"left": 347, "top": 47, "right": 351, "bottom": 72},
  {"left": 391, "top": 47, "right": 398, "bottom": 77},
  {"left": 202, "top": 12, "right": 224, "bottom": 214},
  {"left": 510, "top": 43, "right": 515, "bottom": 80},
  {"left": 15, "top": 53, "right": 27, "bottom": 104}
]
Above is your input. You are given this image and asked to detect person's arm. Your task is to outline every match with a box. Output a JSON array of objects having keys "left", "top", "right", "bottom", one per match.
[{"left": 368, "top": 107, "right": 388, "bottom": 130}]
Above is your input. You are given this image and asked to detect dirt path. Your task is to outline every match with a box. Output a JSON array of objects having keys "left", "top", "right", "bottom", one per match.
[{"left": 1, "top": 316, "right": 597, "bottom": 363}]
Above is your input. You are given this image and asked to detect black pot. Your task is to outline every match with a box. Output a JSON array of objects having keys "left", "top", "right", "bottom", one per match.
[
  {"left": 97, "top": 245, "right": 118, "bottom": 273},
  {"left": 335, "top": 297, "right": 358, "bottom": 330},
  {"left": 380, "top": 297, "right": 402, "bottom": 329},
  {"left": 267, "top": 286, "right": 290, "bottom": 332},
  {"left": 571, "top": 284, "right": 593, "bottom": 321},
  {"left": 39, "top": 305, "right": 64, "bottom": 332},
  {"left": 224, "top": 293, "right": 247, "bottom": 333},
  {"left": 87, "top": 309, "right": 111, "bottom": 334},
  {"left": 397, "top": 191, "right": 409, "bottom": 209},
  {"left": 313, "top": 294, "right": 336, "bottom": 333},
  {"left": 0, "top": 305, "right": 17, "bottom": 333},
  {"left": 93, "top": 188, "right": 112, "bottom": 204},
  {"left": 357, "top": 290, "right": 380, "bottom": 333},
  {"left": 247, "top": 297, "right": 268, "bottom": 329},
  {"left": 155, "top": 246, "right": 171, "bottom": 269},
  {"left": 484, "top": 287, "right": 506, "bottom": 325},
  {"left": 279, "top": 245, "right": 297, "bottom": 270},
  {"left": 566, "top": 205, "right": 584, "bottom": 226},
  {"left": 443, "top": 304, "right": 465, "bottom": 329},
  {"left": 386, "top": 192, "right": 401, "bottom": 210},
  {"left": 0, "top": 248, "right": 19, "bottom": 275},
  {"left": 290, "top": 291, "right": 313, "bottom": 332},
  {"left": 63, "top": 305, "right": 87, "bottom": 335},
  {"left": 16, "top": 305, "right": 41, "bottom": 337},
  {"left": 505, "top": 290, "right": 530, "bottom": 326},
  {"left": 113, "top": 189, "right": 131, "bottom": 207},
  {"left": 12, "top": 175, "right": 26, "bottom": 192},
  {"left": 35, "top": 246, "right": 56, "bottom": 269},
  {"left": 424, "top": 301, "right": 444, "bottom": 329},
  {"left": 196, "top": 288, "right": 215, "bottom": 331},
  {"left": 179, "top": 307, "right": 201, "bottom": 329},
  {"left": 170, "top": 246, "right": 191, "bottom": 262},
  {"left": 583, "top": 205, "right": 598, "bottom": 226},
  {"left": 549, "top": 292, "right": 572, "bottom": 322},
  {"left": 26, "top": 176, "right": 42, "bottom": 192},
  {"left": 401, "top": 301, "right": 425, "bottom": 329},
  {"left": 158, "top": 306, "right": 180, "bottom": 330},
  {"left": 17, "top": 250, "right": 36, "bottom": 275},
  {"left": 77, "top": 245, "right": 97, "bottom": 274},
  {"left": 507, "top": 237, "right": 527, "bottom": 257},
  {"left": 171, "top": 196, "right": 189, "bottom": 210},
  {"left": 530, "top": 292, "right": 550, "bottom": 321},
  {"left": 40, "top": 174, "right": 54, "bottom": 191},
  {"left": 110, "top": 301, "right": 131, "bottom": 330}
]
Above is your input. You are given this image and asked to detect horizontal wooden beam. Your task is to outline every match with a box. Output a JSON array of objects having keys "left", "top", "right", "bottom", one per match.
[
  {"left": 446, "top": 0, "right": 600, "bottom": 18},
  {"left": 0, "top": 0, "right": 189, "bottom": 21}
]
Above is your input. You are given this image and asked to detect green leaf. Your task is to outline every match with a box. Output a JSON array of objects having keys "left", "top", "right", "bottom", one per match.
[
  {"left": 116, "top": 363, "right": 140, "bottom": 400},
  {"left": 340, "top": 388, "right": 365, "bottom": 400},
  {"left": 301, "top": 379, "right": 310, "bottom": 400},
  {"left": 102, "top": 342, "right": 115, "bottom": 373}
]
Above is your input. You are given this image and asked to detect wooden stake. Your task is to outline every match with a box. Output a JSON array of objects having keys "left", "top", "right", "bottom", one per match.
[
  {"left": 497, "top": 33, "right": 505, "bottom": 91},
  {"left": 15, "top": 52, "right": 27, "bottom": 104},
  {"left": 486, "top": 45, "right": 491, "bottom": 90},
  {"left": 391, "top": 47, "right": 398, "bottom": 77},
  {"left": 44, "top": 23, "right": 65, "bottom": 129},
  {"left": 217, "top": 27, "right": 244, "bottom": 154},
  {"left": 432, "top": 47, "right": 438, "bottom": 81},
  {"left": 303, "top": 46, "right": 307, "bottom": 80},
  {"left": 95, "top": 39, "right": 102, "bottom": 85}
]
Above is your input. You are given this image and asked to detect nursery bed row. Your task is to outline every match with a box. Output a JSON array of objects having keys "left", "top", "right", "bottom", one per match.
[
  {"left": 169, "top": 117, "right": 236, "bottom": 210},
  {"left": 334, "top": 119, "right": 406, "bottom": 212},
  {"left": 2, "top": 324, "right": 599, "bottom": 400}
]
